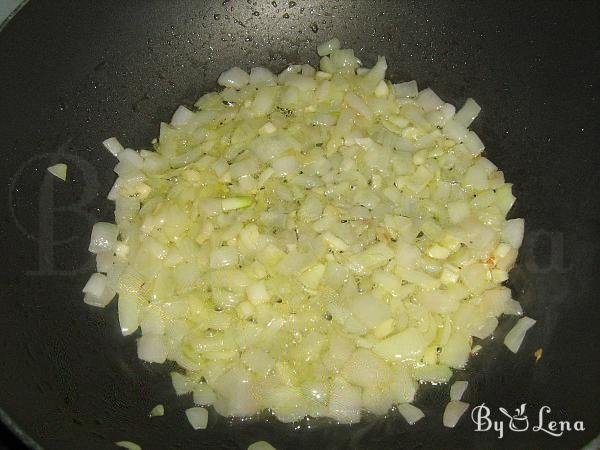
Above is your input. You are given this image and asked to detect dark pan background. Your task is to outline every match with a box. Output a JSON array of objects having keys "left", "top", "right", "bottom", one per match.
[{"left": 0, "top": 1, "right": 599, "bottom": 449}]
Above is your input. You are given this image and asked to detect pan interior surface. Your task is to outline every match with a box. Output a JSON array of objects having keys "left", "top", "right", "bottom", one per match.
[{"left": 0, "top": 1, "right": 598, "bottom": 449}]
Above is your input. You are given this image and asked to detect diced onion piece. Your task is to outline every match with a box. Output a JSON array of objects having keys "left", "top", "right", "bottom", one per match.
[
  {"left": 443, "top": 400, "right": 469, "bottom": 428},
  {"left": 137, "top": 335, "right": 167, "bottom": 363},
  {"left": 342, "top": 349, "right": 389, "bottom": 387},
  {"left": 89, "top": 222, "right": 118, "bottom": 254},
  {"left": 171, "top": 372, "right": 193, "bottom": 395},
  {"left": 327, "top": 378, "right": 362, "bottom": 424},
  {"left": 443, "top": 119, "right": 469, "bottom": 142},
  {"left": 463, "top": 131, "right": 485, "bottom": 155},
  {"left": 250, "top": 67, "right": 277, "bottom": 85},
  {"left": 272, "top": 156, "right": 299, "bottom": 177},
  {"left": 246, "top": 281, "right": 270, "bottom": 304},
  {"left": 193, "top": 384, "right": 217, "bottom": 406},
  {"left": 393, "top": 80, "right": 418, "bottom": 98},
  {"left": 412, "top": 364, "right": 452, "bottom": 383},
  {"left": 503, "top": 299, "right": 523, "bottom": 316},
  {"left": 504, "top": 316, "right": 536, "bottom": 353},
  {"left": 149, "top": 404, "right": 164, "bottom": 417},
  {"left": 218, "top": 67, "right": 249, "bottom": 88},
  {"left": 248, "top": 442, "right": 277, "bottom": 450},
  {"left": 222, "top": 196, "right": 253, "bottom": 211},
  {"left": 373, "top": 328, "right": 425, "bottom": 361},
  {"left": 117, "top": 148, "right": 144, "bottom": 168},
  {"left": 454, "top": 98, "right": 481, "bottom": 127},
  {"left": 210, "top": 247, "right": 238, "bottom": 269},
  {"left": 374, "top": 80, "right": 389, "bottom": 98},
  {"left": 416, "top": 88, "right": 444, "bottom": 112},
  {"left": 397, "top": 403, "right": 424, "bottom": 425},
  {"left": 502, "top": 219, "right": 525, "bottom": 249},
  {"left": 47, "top": 163, "right": 67, "bottom": 181},
  {"left": 185, "top": 407, "right": 209, "bottom": 430},
  {"left": 103, "top": 137, "right": 124, "bottom": 156},
  {"left": 450, "top": 380, "right": 468, "bottom": 401},
  {"left": 427, "top": 103, "right": 455, "bottom": 127},
  {"left": 330, "top": 48, "right": 359, "bottom": 69},
  {"left": 83, "top": 272, "right": 116, "bottom": 307},
  {"left": 115, "top": 441, "right": 141, "bottom": 450},
  {"left": 83, "top": 272, "right": 108, "bottom": 298},
  {"left": 447, "top": 201, "right": 470, "bottom": 224},
  {"left": 417, "top": 290, "right": 459, "bottom": 314},
  {"left": 171, "top": 105, "right": 194, "bottom": 127},
  {"left": 317, "top": 38, "right": 341, "bottom": 56},
  {"left": 439, "top": 334, "right": 471, "bottom": 368},
  {"left": 118, "top": 294, "right": 139, "bottom": 336},
  {"left": 427, "top": 245, "right": 451, "bottom": 260},
  {"left": 345, "top": 93, "right": 372, "bottom": 120},
  {"left": 96, "top": 251, "right": 114, "bottom": 273},
  {"left": 259, "top": 122, "right": 277, "bottom": 135}
]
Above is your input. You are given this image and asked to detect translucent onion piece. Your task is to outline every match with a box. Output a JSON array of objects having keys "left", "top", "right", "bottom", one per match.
[
  {"left": 449, "top": 380, "right": 468, "bottom": 401},
  {"left": 115, "top": 441, "right": 141, "bottom": 450},
  {"left": 504, "top": 316, "right": 536, "bottom": 353},
  {"left": 149, "top": 404, "right": 164, "bottom": 417},
  {"left": 397, "top": 403, "right": 425, "bottom": 425},
  {"left": 47, "top": 163, "right": 67, "bottom": 181},
  {"left": 103, "top": 137, "right": 124, "bottom": 157},
  {"left": 443, "top": 400, "right": 470, "bottom": 428},
  {"left": 185, "top": 407, "right": 209, "bottom": 430},
  {"left": 248, "top": 441, "right": 277, "bottom": 450}
]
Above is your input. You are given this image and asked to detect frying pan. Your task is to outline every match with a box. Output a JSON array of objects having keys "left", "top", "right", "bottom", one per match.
[{"left": 0, "top": 1, "right": 598, "bottom": 449}]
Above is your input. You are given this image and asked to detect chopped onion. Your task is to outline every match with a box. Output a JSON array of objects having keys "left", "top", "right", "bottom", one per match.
[
  {"left": 118, "top": 293, "right": 139, "bottom": 335},
  {"left": 82, "top": 272, "right": 108, "bottom": 298},
  {"left": 439, "top": 334, "right": 471, "bottom": 368},
  {"left": 185, "top": 407, "right": 209, "bottom": 430},
  {"left": 449, "top": 380, "right": 468, "bottom": 401},
  {"left": 88, "top": 222, "right": 118, "bottom": 254},
  {"left": 217, "top": 67, "right": 249, "bottom": 88},
  {"left": 454, "top": 98, "right": 481, "bottom": 127},
  {"left": 317, "top": 38, "right": 341, "bottom": 56},
  {"left": 83, "top": 272, "right": 115, "bottom": 307},
  {"left": 171, "top": 105, "right": 194, "bottom": 127},
  {"left": 250, "top": 67, "right": 277, "bottom": 85},
  {"left": 193, "top": 384, "right": 217, "bottom": 406},
  {"left": 222, "top": 196, "right": 253, "bottom": 211},
  {"left": 443, "top": 400, "right": 469, "bottom": 428},
  {"left": 373, "top": 328, "right": 426, "bottom": 361},
  {"left": 345, "top": 93, "right": 372, "bottom": 120},
  {"left": 502, "top": 218, "right": 525, "bottom": 249},
  {"left": 96, "top": 251, "right": 114, "bottom": 273},
  {"left": 397, "top": 403, "right": 425, "bottom": 425},
  {"left": 504, "top": 316, "right": 536, "bottom": 353},
  {"left": 103, "top": 137, "right": 124, "bottom": 156},
  {"left": 443, "top": 119, "right": 469, "bottom": 142},
  {"left": 85, "top": 38, "right": 526, "bottom": 427},
  {"left": 47, "top": 163, "right": 67, "bottom": 181},
  {"left": 393, "top": 80, "right": 418, "bottom": 98},
  {"left": 115, "top": 441, "right": 141, "bottom": 450},
  {"left": 463, "top": 131, "right": 485, "bottom": 155},
  {"left": 171, "top": 372, "right": 193, "bottom": 395},
  {"left": 248, "top": 441, "right": 277, "bottom": 450},
  {"left": 137, "top": 335, "right": 167, "bottom": 363},
  {"left": 416, "top": 88, "right": 444, "bottom": 112},
  {"left": 149, "top": 404, "right": 164, "bottom": 417}
]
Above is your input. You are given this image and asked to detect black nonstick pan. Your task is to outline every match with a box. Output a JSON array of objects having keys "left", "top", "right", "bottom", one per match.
[{"left": 0, "top": 1, "right": 598, "bottom": 449}]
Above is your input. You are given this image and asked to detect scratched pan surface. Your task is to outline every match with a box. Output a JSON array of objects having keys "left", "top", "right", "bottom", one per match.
[{"left": 0, "top": 1, "right": 599, "bottom": 449}]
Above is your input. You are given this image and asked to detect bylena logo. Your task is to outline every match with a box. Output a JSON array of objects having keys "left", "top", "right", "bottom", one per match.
[{"left": 471, "top": 403, "right": 585, "bottom": 439}]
